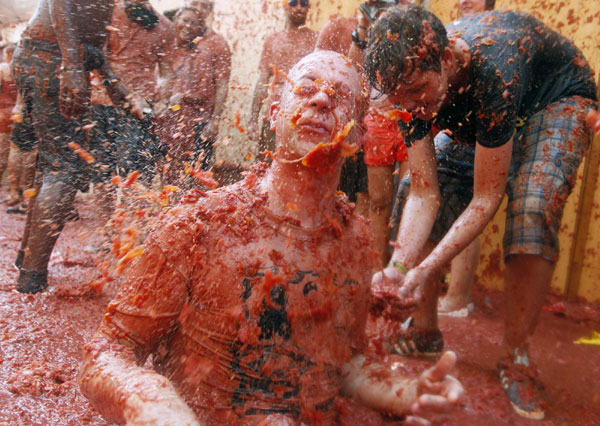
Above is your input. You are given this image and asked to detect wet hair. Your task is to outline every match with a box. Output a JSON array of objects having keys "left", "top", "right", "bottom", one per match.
[{"left": 364, "top": 5, "right": 448, "bottom": 94}]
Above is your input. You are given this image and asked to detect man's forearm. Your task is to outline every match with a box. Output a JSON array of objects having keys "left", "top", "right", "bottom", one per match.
[
  {"left": 97, "top": 62, "right": 130, "bottom": 107},
  {"left": 341, "top": 355, "right": 418, "bottom": 416},
  {"left": 49, "top": 0, "right": 84, "bottom": 68},
  {"left": 80, "top": 335, "right": 199, "bottom": 425}
]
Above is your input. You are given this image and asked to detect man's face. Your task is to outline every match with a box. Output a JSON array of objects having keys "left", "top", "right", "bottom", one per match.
[
  {"left": 285, "top": 0, "right": 310, "bottom": 26},
  {"left": 458, "top": 0, "right": 487, "bottom": 16},
  {"left": 271, "top": 52, "right": 363, "bottom": 162},
  {"left": 187, "top": 0, "right": 211, "bottom": 21},
  {"left": 387, "top": 66, "right": 449, "bottom": 121},
  {"left": 176, "top": 9, "right": 201, "bottom": 45}
]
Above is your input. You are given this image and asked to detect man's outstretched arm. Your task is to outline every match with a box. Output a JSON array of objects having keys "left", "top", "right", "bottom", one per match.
[
  {"left": 341, "top": 351, "right": 464, "bottom": 423},
  {"left": 79, "top": 218, "right": 200, "bottom": 424},
  {"left": 80, "top": 332, "right": 199, "bottom": 425}
]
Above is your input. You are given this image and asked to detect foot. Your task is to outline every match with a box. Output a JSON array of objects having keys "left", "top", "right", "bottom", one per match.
[
  {"left": 392, "top": 318, "right": 444, "bottom": 357},
  {"left": 438, "top": 297, "right": 474, "bottom": 318},
  {"left": 498, "top": 351, "right": 546, "bottom": 420},
  {"left": 16, "top": 269, "right": 48, "bottom": 294}
]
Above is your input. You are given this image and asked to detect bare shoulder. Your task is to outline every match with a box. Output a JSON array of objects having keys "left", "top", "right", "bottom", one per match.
[
  {"left": 209, "top": 31, "right": 231, "bottom": 53},
  {"left": 156, "top": 13, "right": 175, "bottom": 38}
]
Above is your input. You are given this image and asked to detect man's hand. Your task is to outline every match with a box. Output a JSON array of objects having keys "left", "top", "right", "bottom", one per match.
[
  {"left": 587, "top": 110, "right": 600, "bottom": 135},
  {"left": 169, "top": 92, "right": 184, "bottom": 107},
  {"left": 371, "top": 265, "right": 418, "bottom": 319},
  {"left": 153, "top": 100, "right": 169, "bottom": 118},
  {"left": 59, "top": 68, "right": 90, "bottom": 119},
  {"left": 406, "top": 351, "right": 464, "bottom": 425},
  {"left": 202, "top": 120, "right": 219, "bottom": 142},
  {"left": 127, "top": 94, "right": 151, "bottom": 120}
]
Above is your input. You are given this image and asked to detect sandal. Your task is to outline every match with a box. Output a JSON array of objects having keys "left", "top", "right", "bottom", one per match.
[
  {"left": 498, "top": 351, "right": 546, "bottom": 420},
  {"left": 391, "top": 318, "right": 444, "bottom": 357}
]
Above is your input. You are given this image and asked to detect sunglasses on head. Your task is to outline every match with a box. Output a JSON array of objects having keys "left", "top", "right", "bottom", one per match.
[{"left": 289, "top": 0, "right": 309, "bottom": 7}]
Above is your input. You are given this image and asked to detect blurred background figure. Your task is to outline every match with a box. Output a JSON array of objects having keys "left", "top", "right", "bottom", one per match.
[
  {"left": 158, "top": 2, "right": 231, "bottom": 187},
  {"left": 437, "top": 0, "right": 496, "bottom": 317},
  {"left": 0, "top": 44, "right": 17, "bottom": 198},
  {"left": 248, "top": 0, "right": 317, "bottom": 162}
]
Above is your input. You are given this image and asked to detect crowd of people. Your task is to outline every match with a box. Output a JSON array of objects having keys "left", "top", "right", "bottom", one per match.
[{"left": 0, "top": 0, "right": 597, "bottom": 424}]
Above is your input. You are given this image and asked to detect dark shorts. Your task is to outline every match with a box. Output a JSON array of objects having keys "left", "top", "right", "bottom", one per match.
[
  {"left": 392, "top": 132, "right": 475, "bottom": 242},
  {"left": 88, "top": 105, "right": 163, "bottom": 182},
  {"left": 12, "top": 40, "right": 104, "bottom": 190},
  {"left": 339, "top": 151, "right": 368, "bottom": 203},
  {"left": 392, "top": 96, "right": 596, "bottom": 262}
]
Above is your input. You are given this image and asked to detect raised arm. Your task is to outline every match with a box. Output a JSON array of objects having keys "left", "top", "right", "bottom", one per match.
[
  {"left": 79, "top": 219, "right": 200, "bottom": 425},
  {"left": 49, "top": 0, "right": 87, "bottom": 119}
]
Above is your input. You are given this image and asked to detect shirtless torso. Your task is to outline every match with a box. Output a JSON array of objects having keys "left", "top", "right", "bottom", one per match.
[
  {"left": 248, "top": 25, "right": 317, "bottom": 153},
  {"left": 91, "top": 1, "right": 174, "bottom": 105},
  {"left": 315, "top": 15, "right": 357, "bottom": 55}
]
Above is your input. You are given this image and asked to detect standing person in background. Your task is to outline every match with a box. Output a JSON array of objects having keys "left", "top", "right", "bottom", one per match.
[
  {"left": 316, "top": 12, "right": 370, "bottom": 217},
  {"left": 0, "top": 44, "right": 17, "bottom": 194},
  {"left": 248, "top": 0, "right": 317, "bottom": 162},
  {"left": 158, "top": 2, "right": 231, "bottom": 186},
  {"left": 363, "top": 92, "right": 408, "bottom": 269},
  {"left": 4, "top": 93, "right": 37, "bottom": 215},
  {"left": 88, "top": 0, "right": 174, "bottom": 223},
  {"left": 13, "top": 0, "right": 149, "bottom": 294},
  {"left": 435, "top": 0, "right": 495, "bottom": 316}
]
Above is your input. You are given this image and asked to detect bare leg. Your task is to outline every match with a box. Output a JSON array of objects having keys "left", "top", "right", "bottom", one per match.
[
  {"left": 438, "top": 237, "right": 480, "bottom": 313},
  {"left": 0, "top": 132, "right": 9, "bottom": 185},
  {"left": 367, "top": 165, "right": 395, "bottom": 269},
  {"left": 503, "top": 254, "right": 553, "bottom": 356},
  {"left": 411, "top": 240, "right": 441, "bottom": 331},
  {"left": 17, "top": 174, "right": 78, "bottom": 292},
  {"left": 6, "top": 141, "right": 23, "bottom": 205},
  {"left": 355, "top": 191, "right": 369, "bottom": 218}
]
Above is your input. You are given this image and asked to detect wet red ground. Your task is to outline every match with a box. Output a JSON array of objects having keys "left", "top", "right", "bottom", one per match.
[{"left": 0, "top": 188, "right": 599, "bottom": 425}]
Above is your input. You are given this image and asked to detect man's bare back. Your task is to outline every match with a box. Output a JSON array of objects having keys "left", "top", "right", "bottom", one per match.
[
  {"left": 23, "top": 0, "right": 114, "bottom": 48},
  {"left": 315, "top": 15, "right": 357, "bottom": 55}
]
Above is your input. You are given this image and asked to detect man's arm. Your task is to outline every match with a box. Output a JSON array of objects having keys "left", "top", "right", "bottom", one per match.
[
  {"left": 342, "top": 352, "right": 463, "bottom": 420},
  {"left": 399, "top": 139, "right": 512, "bottom": 297},
  {"left": 204, "top": 38, "right": 232, "bottom": 141},
  {"left": 96, "top": 61, "right": 149, "bottom": 119},
  {"left": 248, "top": 39, "right": 273, "bottom": 141},
  {"left": 49, "top": 0, "right": 88, "bottom": 119},
  {"left": 79, "top": 219, "right": 200, "bottom": 425},
  {"left": 391, "top": 133, "right": 440, "bottom": 268}
]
